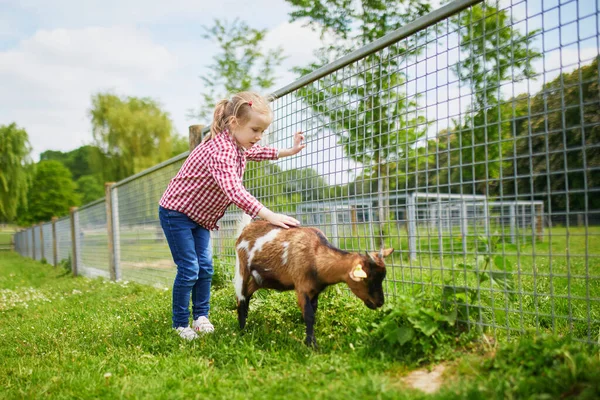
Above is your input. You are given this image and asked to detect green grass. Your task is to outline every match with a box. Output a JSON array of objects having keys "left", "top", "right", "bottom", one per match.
[
  {"left": 0, "top": 232, "right": 12, "bottom": 244},
  {"left": 2, "top": 252, "right": 600, "bottom": 399},
  {"left": 23, "top": 223, "right": 600, "bottom": 343},
  {"left": 0, "top": 228, "right": 15, "bottom": 251}
]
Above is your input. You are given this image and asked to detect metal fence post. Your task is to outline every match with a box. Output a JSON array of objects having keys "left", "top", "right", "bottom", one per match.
[
  {"left": 460, "top": 201, "right": 468, "bottom": 254},
  {"left": 437, "top": 200, "right": 443, "bottom": 257},
  {"left": 70, "top": 207, "right": 80, "bottom": 276},
  {"left": 536, "top": 203, "right": 544, "bottom": 242},
  {"left": 331, "top": 205, "right": 339, "bottom": 247},
  {"left": 51, "top": 217, "right": 58, "bottom": 267},
  {"left": 39, "top": 222, "right": 44, "bottom": 261},
  {"left": 407, "top": 192, "right": 417, "bottom": 261},
  {"left": 111, "top": 186, "right": 121, "bottom": 280},
  {"left": 31, "top": 227, "right": 35, "bottom": 259},
  {"left": 105, "top": 182, "right": 117, "bottom": 281},
  {"left": 510, "top": 204, "right": 516, "bottom": 244}
]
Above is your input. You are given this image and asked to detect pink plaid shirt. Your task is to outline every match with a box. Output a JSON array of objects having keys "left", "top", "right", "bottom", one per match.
[{"left": 159, "top": 130, "right": 278, "bottom": 230}]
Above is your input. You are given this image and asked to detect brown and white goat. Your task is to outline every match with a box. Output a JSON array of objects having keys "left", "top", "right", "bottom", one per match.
[{"left": 234, "top": 220, "right": 393, "bottom": 346}]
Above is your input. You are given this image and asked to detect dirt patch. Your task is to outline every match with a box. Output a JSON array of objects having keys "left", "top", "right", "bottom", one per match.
[{"left": 401, "top": 364, "right": 446, "bottom": 394}]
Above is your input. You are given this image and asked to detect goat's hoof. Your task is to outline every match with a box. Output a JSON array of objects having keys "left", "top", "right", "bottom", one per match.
[{"left": 304, "top": 336, "right": 318, "bottom": 349}]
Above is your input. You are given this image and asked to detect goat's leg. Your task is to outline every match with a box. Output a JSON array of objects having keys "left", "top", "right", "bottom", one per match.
[
  {"left": 310, "top": 295, "right": 319, "bottom": 313},
  {"left": 297, "top": 291, "right": 318, "bottom": 347},
  {"left": 237, "top": 280, "right": 258, "bottom": 330}
]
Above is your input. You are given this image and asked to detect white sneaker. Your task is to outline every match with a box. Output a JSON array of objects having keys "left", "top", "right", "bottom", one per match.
[
  {"left": 193, "top": 316, "right": 214, "bottom": 334},
  {"left": 175, "top": 326, "right": 198, "bottom": 341}
]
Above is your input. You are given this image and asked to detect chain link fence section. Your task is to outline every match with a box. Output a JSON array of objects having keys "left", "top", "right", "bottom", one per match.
[
  {"left": 32, "top": 225, "right": 41, "bottom": 261},
  {"left": 240, "top": 0, "right": 600, "bottom": 342},
  {"left": 13, "top": 230, "right": 23, "bottom": 255},
  {"left": 42, "top": 222, "right": 53, "bottom": 265},
  {"left": 77, "top": 199, "right": 110, "bottom": 279},
  {"left": 55, "top": 217, "right": 72, "bottom": 267},
  {"left": 113, "top": 154, "right": 187, "bottom": 288}
]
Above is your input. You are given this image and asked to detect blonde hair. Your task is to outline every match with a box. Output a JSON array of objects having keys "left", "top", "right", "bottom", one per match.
[{"left": 207, "top": 92, "right": 273, "bottom": 141}]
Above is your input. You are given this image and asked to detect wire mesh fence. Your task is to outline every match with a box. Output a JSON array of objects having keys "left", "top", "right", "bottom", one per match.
[
  {"left": 42, "top": 222, "right": 52, "bottom": 265},
  {"left": 32, "top": 225, "right": 41, "bottom": 261},
  {"left": 56, "top": 217, "right": 72, "bottom": 267},
  {"left": 113, "top": 155, "right": 187, "bottom": 288},
  {"left": 11, "top": 0, "right": 600, "bottom": 343},
  {"left": 78, "top": 199, "right": 110, "bottom": 279}
]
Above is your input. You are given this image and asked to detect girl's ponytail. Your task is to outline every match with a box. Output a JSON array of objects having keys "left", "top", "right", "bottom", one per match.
[
  {"left": 204, "top": 92, "right": 272, "bottom": 142},
  {"left": 206, "top": 99, "right": 229, "bottom": 141}
]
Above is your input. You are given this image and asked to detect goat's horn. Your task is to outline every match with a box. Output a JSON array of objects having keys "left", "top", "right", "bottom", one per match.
[
  {"left": 379, "top": 248, "right": 384, "bottom": 259},
  {"left": 366, "top": 251, "right": 377, "bottom": 262}
]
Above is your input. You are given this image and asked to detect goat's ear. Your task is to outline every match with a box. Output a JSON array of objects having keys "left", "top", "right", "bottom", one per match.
[
  {"left": 381, "top": 248, "right": 394, "bottom": 258},
  {"left": 349, "top": 264, "right": 367, "bottom": 282},
  {"left": 368, "top": 248, "right": 394, "bottom": 261}
]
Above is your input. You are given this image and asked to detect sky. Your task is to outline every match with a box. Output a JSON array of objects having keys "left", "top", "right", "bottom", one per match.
[
  {"left": 0, "top": 0, "right": 324, "bottom": 161},
  {"left": 1, "top": 0, "right": 598, "bottom": 173}
]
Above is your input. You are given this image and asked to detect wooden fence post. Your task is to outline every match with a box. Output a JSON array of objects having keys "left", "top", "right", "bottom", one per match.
[{"left": 189, "top": 124, "right": 206, "bottom": 151}]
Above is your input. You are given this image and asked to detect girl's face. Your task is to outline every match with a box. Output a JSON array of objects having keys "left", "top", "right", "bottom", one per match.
[{"left": 231, "top": 110, "right": 271, "bottom": 149}]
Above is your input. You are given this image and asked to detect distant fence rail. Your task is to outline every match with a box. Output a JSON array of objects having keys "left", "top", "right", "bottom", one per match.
[{"left": 13, "top": 0, "right": 600, "bottom": 344}]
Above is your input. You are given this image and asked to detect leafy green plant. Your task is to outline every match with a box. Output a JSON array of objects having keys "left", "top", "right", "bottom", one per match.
[
  {"left": 442, "top": 233, "right": 515, "bottom": 325},
  {"left": 372, "top": 292, "right": 460, "bottom": 362},
  {"left": 59, "top": 255, "right": 72, "bottom": 273},
  {"left": 210, "top": 258, "right": 229, "bottom": 289}
]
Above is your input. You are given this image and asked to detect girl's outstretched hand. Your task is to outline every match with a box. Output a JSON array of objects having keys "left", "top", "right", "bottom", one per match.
[{"left": 291, "top": 131, "right": 305, "bottom": 155}]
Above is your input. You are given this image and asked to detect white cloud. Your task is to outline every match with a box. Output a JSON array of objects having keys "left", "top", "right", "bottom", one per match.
[
  {"left": 0, "top": 26, "right": 179, "bottom": 159},
  {"left": 264, "top": 20, "right": 323, "bottom": 90},
  {"left": 11, "top": 0, "right": 292, "bottom": 29}
]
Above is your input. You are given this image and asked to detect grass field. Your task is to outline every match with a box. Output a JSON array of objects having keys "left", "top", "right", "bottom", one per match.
[
  {"left": 0, "top": 226, "right": 15, "bottom": 251},
  {"left": 2, "top": 252, "right": 600, "bottom": 399},
  {"left": 0, "top": 232, "right": 12, "bottom": 244},
  {"left": 18, "top": 222, "right": 600, "bottom": 344}
]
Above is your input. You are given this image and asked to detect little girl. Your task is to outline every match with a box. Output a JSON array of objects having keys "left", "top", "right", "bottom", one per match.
[{"left": 159, "top": 91, "right": 305, "bottom": 340}]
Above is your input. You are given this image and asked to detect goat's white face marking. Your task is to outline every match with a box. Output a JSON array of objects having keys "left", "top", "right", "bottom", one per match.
[
  {"left": 282, "top": 242, "right": 290, "bottom": 265},
  {"left": 247, "top": 229, "right": 281, "bottom": 267}
]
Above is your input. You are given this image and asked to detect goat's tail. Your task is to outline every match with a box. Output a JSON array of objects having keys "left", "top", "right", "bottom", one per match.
[{"left": 235, "top": 213, "right": 252, "bottom": 238}]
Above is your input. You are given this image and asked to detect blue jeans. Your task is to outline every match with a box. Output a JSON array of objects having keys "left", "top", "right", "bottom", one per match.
[{"left": 159, "top": 206, "right": 213, "bottom": 328}]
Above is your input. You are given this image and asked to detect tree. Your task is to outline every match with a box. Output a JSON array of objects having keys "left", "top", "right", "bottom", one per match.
[
  {"left": 76, "top": 175, "right": 105, "bottom": 204},
  {"left": 285, "top": 0, "right": 432, "bottom": 246},
  {"left": 170, "top": 135, "right": 189, "bottom": 157},
  {"left": 280, "top": 168, "right": 330, "bottom": 202},
  {"left": 19, "top": 160, "right": 80, "bottom": 225},
  {"left": 40, "top": 145, "right": 106, "bottom": 181},
  {"left": 444, "top": 2, "right": 540, "bottom": 195},
  {"left": 0, "top": 123, "right": 32, "bottom": 223},
  {"left": 513, "top": 57, "right": 600, "bottom": 215},
  {"left": 89, "top": 93, "right": 176, "bottom": 181},
  {"left": 193, "top": 19, "right": 286, "bottom": 121}
]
